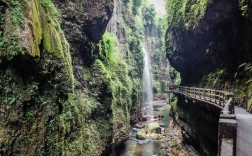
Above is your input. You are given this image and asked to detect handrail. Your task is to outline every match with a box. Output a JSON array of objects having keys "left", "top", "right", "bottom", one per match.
[
  {"left": 169, "top": 85, "right": 236, "bottom": 156},
  {"left": 169, "top": 85, "right": 235, "bottom": 114}
]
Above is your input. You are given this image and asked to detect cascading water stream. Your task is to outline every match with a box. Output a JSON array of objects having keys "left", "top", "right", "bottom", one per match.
[
  {"left": 142, "top": 47, "right": 154, "bottom": 117},
  {"left": 116, "top": 46, "right": 169, "bottom": 156}
]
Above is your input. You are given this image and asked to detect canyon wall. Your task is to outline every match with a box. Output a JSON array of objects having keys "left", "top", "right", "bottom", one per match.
[
  {"left": 166, "top": 0, "right": 252, "bottom": 155},
  {"left": 0, "top": 0, "right": 144, "bottom": 155}
]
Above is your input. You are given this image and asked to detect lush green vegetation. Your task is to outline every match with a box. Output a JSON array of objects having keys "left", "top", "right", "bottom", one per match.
[
  {"left": 170, "top": 67, "right": 181, "bottom": 85},
  {"left": 9, "top": 0, "right": 24, "bottom": 27},
  {"left": 166, "top": 0, "right": 252, "bottom": 111},
  {"left": 169, "top": 67, "right": 181, "bottom": 111},
  {"left": 236, "top": 63, "right": 252, "bottom": 84},
  {"left": 239, "top": 0, "right": 251, "bottom": 16},
  {"left": 234, "top": 63, "right": 252, "bottom": 111},
  {"left": 0, "top": 0, "right": 26, "bottom": 59},
  {"left": 132, "top": 0, "right": 143, "bottom": 15},
  {"left": 166, "top": 0, "right": 210, "bottom": 28},
  {"left": 200, "top": 62, "right": 252, "bottom": 110},
  {"left": 0, "top": 0, "right": 76, "bottom": 155},
  {"left": 143, "top": 3, "right": 156, "bottom": 26},
  {"left": 170, "top": 93, "right": 178, "bottom": 111},
  {"left": 98, "top": 31, "right": 133, "bottom": 125}
]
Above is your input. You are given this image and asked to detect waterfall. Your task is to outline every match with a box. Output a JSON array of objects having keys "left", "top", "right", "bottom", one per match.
[{"left": 142, "top": 47, "right": 154, "bottom": 117}]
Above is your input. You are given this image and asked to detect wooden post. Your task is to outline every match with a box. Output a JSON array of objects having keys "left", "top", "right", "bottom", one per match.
[
  {"left": 210, "top": 90, "right": 213, "bottom": 102},
  {"left": 228, "top": 94, "right": 235, "bottom": 114},
  {"left": 216, "top": 91, "right": 218, "bottom": 104}
]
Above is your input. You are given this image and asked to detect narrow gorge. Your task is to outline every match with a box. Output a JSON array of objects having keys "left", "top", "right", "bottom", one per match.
[{"left": 0, "top": 0, "right": 251, "bottom": 156}]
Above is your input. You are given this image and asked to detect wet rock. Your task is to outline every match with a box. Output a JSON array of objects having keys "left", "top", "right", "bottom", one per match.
[
  {"left": 135, "top": 123, "right": 145, "bottom": 129},
  {"left": 84, "top": 0, "right": 114, "bottom": 43},
  {"left": 132, "top": 128, "right": 141, "bottom": 132},
  {"left": 136, "top": 130, "right": 147, "bottom": 140},
  {"left": 150, "top": 133, "right": 159, "bottom": 140},
  {"left": 159, "top": 123, "right": 166, "bottom": 128},
  {"left": 146, "top": 122, "right": 160, "bottom": 133},
  {"left": 137, "top": 139, "right": 152, "bottom": 144}
]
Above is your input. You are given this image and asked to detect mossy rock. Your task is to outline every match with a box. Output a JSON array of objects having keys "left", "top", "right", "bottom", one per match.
[{"left": 136, "top": 130, "right": 147, "bottom": 140}]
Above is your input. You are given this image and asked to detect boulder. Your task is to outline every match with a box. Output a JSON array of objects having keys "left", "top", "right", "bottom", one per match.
[
  {"left": 136, "top": 130, "right": 147, "bottom": 140},
  {"left": 146, "top": 122, "right": 160, "bottom": 133}
]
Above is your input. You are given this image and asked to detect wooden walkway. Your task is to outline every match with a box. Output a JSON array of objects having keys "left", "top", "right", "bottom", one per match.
[
  {"left": 170, "top": 86, "right": 234, "bottom": 112},
  {"left": 169, "top": 86, "right": 252, "bottom": 156}
]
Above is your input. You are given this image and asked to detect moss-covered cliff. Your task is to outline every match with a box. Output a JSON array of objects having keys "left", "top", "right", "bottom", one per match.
[
  {"left": 142, "top": 4, "right": 170, "bottom": 97},
  {"left": 166, "top": 0, "right": 252, "bottom": 109},
  {"left": 0, "top": 0, "right": 76, "bottom": 154},
  {"left": 166, "top": 0, "right": 252, "bottom": 155},
  {"left": 0, "top": 0, "right": 144, "bottom": 155}
]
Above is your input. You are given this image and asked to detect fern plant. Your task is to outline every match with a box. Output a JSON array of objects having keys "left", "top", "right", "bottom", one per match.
[{"left": 235, "top": 62, "right": 252, "bottom": 84}]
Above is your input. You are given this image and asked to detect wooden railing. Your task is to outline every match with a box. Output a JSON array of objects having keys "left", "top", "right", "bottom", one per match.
[
  {"left": 169, "top": 86, "right": 235, "bottom": 114},
  {"left": 169, "top": 85, "right": 237, "bottom": 156}
]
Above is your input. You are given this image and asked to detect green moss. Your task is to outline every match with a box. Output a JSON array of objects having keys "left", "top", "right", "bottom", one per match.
[
  {"left": 4, "top": 35, "right": 23, "bottom": 59},
  {"left": 166, "top": 0, "right": 210, "bottom": 28},
  {"left": 0, "top": 68, "right": 37, "bottom": 106},
  {"left": 63, "top": 120, "right": 111, "bottom": 156},
  {"left": 202, "top": 69, "right": 226, "bottom": 87},
  {"left": 88, "top": 32, "right": 134, "bottom": 145},
  {"left": 30, "top": 0, "right": 42, "bottom": 57},
  {"left": 9, "top": 0, "right": 25, "bottom": 27},
  {"left": 0, "top": 0, "right": 148, "bottom": 155},
  {"left": 170, "top": 66, "right": 181, "bottom": 85},
  {"left": 43, "top": 23, "right": 63, "bottom": 56},
  {"left": 0, "top": 1, "right": 24, "bottom": 58},
  {"left": 160, "top": 81, "right": 167, "bottom": 93},
  {"left": 36, "top": 0, "right": 62, "bottom": 56},
  {"left": 54, "top": 91, "right": 112, "bottom": 156},
  {"left": 234, "top": 82, "right": 252, "bottom": 111},
  {"left": 41, "top": 0, "right": 58, "bottom": 15},
  {"left": 0, "top": 1, "right": 76, "bottom": 154},
  {"left": 92, "top": 59, "right": 110, "bottom": 81},
  {"left": 38, "top": 0, "right": 75, "bottom": 89},
  {"left": 98, "top": 31, "right": 120, "bottom": 64},
  {"left": 1, "top": 0, "right": 75, "bottom": 89},
  {"left": 0, "top": 126, "right": 6, "bottom": 138},
  {"left": 170, "top": 94, "right": 178, "bottom": 110}
]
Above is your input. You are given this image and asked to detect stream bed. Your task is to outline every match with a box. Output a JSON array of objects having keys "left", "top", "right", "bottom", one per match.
[{"left": 114, "top": 100, "right": 170, "bottom": 156}]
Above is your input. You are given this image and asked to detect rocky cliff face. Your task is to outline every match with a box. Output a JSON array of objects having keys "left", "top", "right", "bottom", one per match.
[
  {"left": 171, "top": 95, "right": 220, "bottom": 155},
  {"left": 0, "top": 0, "right": 143, "bottom": 155},
  {"left": 166, "top": 0, "right": 252, "bottom": 154},
  {"left": 166, "top": 0, "right": 252, "bottom": 86},
  {"left": 104, "top": 0, "right": 144, "bottom": 146}
]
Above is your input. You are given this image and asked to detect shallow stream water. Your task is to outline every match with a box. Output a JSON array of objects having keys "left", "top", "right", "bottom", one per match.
[{"left": 114, "top": 101, "right": 170, "bottom": 156}]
